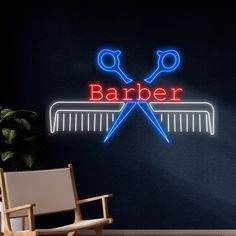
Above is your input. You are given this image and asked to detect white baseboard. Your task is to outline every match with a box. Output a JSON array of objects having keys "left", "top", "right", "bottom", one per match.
[{"left": 79, "top": 229, "right": 236, "bottom": 235}]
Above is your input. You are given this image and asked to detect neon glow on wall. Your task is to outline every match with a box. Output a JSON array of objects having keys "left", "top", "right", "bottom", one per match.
[{"left": 49, "top": 48, "right": 215, "bottom": 143}]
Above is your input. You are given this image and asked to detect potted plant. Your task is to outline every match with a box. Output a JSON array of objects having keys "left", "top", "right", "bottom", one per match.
[{"left": 0, "top": 106, "right": 45, "bottom": 232}]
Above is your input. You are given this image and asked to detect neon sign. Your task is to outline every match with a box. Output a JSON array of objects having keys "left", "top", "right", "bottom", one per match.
[{"left": 49, "top": 48, "right": 215, "bottom": 143}]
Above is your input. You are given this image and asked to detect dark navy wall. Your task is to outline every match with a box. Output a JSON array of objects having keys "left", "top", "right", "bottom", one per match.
[{"left": 2, "top": 1, "right": 236, "bottom": 229}]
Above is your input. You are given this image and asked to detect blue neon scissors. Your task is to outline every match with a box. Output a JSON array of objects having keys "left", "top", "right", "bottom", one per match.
[
  {"left": 97, "top": 48, "right": 181, "bottom": 143},
  {"left": 97, "top": 49, "right": 133, "bottom": 84}
]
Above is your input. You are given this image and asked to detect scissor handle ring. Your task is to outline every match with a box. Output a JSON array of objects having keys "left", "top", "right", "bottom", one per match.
[
  {"left": 100, "top": 52, "right": 117, "bottom": 69},
  {"left": 97, "top": 49, "right": 121, "bottom": 71},
  {"left": 158, "top": 50, "right": 180, "bottom": 71}
]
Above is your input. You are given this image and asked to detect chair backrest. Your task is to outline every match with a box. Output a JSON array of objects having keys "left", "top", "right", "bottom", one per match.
[{"left": 1, "top": 167, "right": 77, "bottom": 218}]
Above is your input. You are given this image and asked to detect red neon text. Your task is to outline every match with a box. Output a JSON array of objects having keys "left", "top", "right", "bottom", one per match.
[{"left": 89, "top": 83, "right": 183, "bottom": 102}]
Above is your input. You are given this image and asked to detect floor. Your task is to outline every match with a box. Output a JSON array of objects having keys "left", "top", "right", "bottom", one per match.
[
  {"left": 1, "top": 230, "right": 236, "bottom": 236},
  {"left": 78, "top": 230, "right": 236, "bottom": 236}
]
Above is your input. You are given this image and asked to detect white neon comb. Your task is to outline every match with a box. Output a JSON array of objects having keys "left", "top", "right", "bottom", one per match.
[{"left": 49, "top": 101, "right": 215, "bottom": 135}]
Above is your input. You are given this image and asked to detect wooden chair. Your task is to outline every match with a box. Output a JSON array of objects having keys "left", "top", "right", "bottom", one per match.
[{"left": 0, "top": 164, "right": 113, "bottom": 236}]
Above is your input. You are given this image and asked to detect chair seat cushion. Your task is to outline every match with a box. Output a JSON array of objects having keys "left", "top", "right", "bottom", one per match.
[{"left": 36, "top": 218, "right": 110, "bottom": 234}]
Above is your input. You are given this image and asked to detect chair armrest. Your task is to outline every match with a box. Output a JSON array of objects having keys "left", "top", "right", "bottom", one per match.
[
  {"left": 4, "top": 204, "right": 35, "bottom": 214},
  {"left": 4, "top": 204, "right": 36, "bottom": 231},
  {"left": 77, "top": 194, "right": 112, "bottom": 219},
  {"left": 77, "top": 194, "right": 112, "bottom": 204}
]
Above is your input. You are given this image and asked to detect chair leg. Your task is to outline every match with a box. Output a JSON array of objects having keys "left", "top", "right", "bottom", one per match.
[
  {"left": 4, "top": 232, "right": 37, "bottom": 236},
  {"left": 95, "top": 226, "right": 103, "bottom": 236},
  {"left": 67, "top": 232, "right": 76, "bottom": 236}
]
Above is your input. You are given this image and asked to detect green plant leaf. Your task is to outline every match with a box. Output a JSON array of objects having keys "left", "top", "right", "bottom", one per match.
[
  {"left": 3, "top": 111, "right": 16, "bottom": 118},
  {"left": 22, "top": 153, "right": 34, "bottom": 168},
  {"left": 33, "top": 162, "right": 44, "bottom": 169},
  {"left": 1, "top": 151, "right": 15, "bottom": 161},
  {"left": 2, "top": 128, "right": 16, "bottom": 142},
  {"left": 0, "top": 107, "right": 43, "bottom": 171},
  {"left": 15, "top": 118, "right": 31, "bottom": 130},
  {"left": 31, "top": 127, "right": 43, "bottom": 135},
  {"left": 1, "top": 140, "right": 10, "bottom": 144},
  {"left": 13, "top": 110, "right": 38, "bottom": 119},
  {"left": 24, "top": 136, "right": 36, "bottom": 142},
  {"left": 1, "top": 109, "right": 12, "bottom": 118},
  {"left": 2, "top": 128, "right": 10, "bottom": 138}
]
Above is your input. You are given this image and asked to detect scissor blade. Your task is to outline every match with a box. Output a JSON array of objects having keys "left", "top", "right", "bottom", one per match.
[
  {"left": 104, "top": 102, "right": 136, "bottom": 143},
  {"left": 137, "top": 102, "right": 170, "bottom": 143}
]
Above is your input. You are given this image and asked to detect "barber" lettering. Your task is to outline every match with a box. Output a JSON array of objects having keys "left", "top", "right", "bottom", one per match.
[{"left": 89, "top": 83, "right": 183, "bottom": 102}]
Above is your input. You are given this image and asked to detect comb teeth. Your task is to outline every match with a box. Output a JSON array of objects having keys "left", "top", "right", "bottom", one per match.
[
  {"left": 49, "top": 101, "right": 124, "bottom": 133},
  {"left": 157, "top": 112, "right": 212, "bottom": 134},
  {"left": 150, "top": 102, "right": 215, "bottom": 135},
  {"left": 54, "top": 112, "right": 117, "bottom": 133}
]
